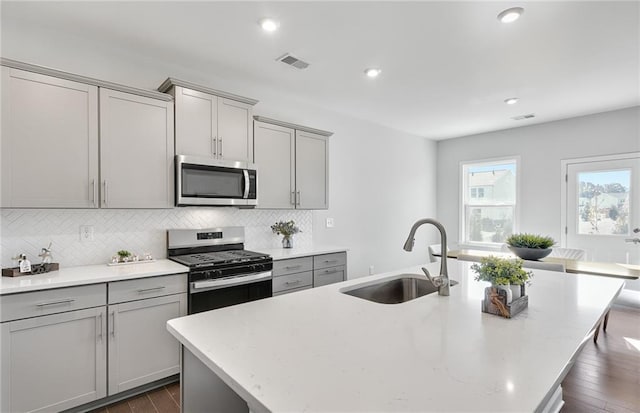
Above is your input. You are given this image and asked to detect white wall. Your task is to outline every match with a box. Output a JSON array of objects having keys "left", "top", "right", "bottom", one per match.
[
  {"left": 0, "top": 20, "right": 438, "bottom": 277},
  {"left": 437, "top": 106, "right": 640, "bottom": 248},
  {"left": 437, "top": 107, "right": 640, "bottom": 291}
]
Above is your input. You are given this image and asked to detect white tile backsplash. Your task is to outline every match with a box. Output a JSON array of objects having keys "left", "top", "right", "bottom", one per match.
[{"left": 1, "top": 208, "right": 312, "bottom": 268}]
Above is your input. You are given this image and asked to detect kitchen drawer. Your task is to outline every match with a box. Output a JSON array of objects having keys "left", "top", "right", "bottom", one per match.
[
  {"left": 0, "top": 284, "right": 106, "bottom": 323},
  {"left": 273, "top": 285, "right": 312, "bottom": 296},
  {"left": 272, "top": 271, "right": 313, "bottom": 294},
  {"left": 272, "top": 257, "right": 313, "bottom": 277},
  {"left": 108, "top": 273, "right": 187, "bottom": 304},
  {"left": 313, "top": 252, "right": 347, "bottom": 270},
  {"left": 313, "top": 265, "right": 346, "bottom": 287}
]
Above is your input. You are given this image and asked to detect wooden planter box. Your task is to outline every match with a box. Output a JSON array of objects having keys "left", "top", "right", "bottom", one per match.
[
  {"left": 2, "top": 263, "right": 59, "bottom": 277},
  {"left": 482, "top": 285, "right": 528, "bottom": 318}
]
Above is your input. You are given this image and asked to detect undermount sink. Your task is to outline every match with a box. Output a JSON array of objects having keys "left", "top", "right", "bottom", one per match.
[{"left": 342, "top": 274, "right": 458, "bottom": 304}]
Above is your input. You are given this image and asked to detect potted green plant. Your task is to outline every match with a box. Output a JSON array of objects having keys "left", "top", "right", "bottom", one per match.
[
  {"left": 505, "top": 233, "right": 555, "bottom": 261},
  {"left": 117, "top": 250, "right": 132, "bottom": 263},
  {"left": 271, "top": 220, "right": 301, "bottom": 249},
  {"left": 471, "top": 256, "right": 533, "bottom": 318}
]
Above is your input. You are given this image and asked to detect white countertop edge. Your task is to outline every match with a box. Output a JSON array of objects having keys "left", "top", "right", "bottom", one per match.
[
  {"left": 0, "top": 260, "right": 190, "bottom": 295},
  {"left": 256, "top": 246, "right": 348, "bottom": 261},
  {"left": 534, "top": 279, "right": 624, "bottom": 412},
  {"left": 167, "top": 322, "right": 270, "bottom": 413}
]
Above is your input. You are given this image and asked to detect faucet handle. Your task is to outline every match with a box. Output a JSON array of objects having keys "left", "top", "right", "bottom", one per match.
[{"left": 421, "top": 267, "right": 443, "bottom": 287}]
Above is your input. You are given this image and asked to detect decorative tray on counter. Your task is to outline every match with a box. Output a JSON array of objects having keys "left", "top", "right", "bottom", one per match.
[
  {"left": 2, "top": 263, "right": 60, "bottom": 277},
  {"left": 107, "top": 259, "right": 155, "bottom": 267}
]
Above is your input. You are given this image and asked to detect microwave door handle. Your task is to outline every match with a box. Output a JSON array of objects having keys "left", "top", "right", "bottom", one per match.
[{"left": 243, "top": 170, "right": 250, "bottom": 199}]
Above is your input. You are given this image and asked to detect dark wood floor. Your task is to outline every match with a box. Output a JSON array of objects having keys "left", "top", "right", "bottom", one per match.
[
  {"left": 93, "top": 307, "right": 639, "bottom": 413},
  {"left": 89, "top": 382, "right": 179, "bottom": 413},
  {"left": 561, "top": 305, "right": 640, "bottom": 413}
]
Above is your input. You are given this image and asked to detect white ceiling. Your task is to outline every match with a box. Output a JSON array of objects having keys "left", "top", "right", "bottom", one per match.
[{"left": 2, "top": 1, "right": 639, "bottom": 140}]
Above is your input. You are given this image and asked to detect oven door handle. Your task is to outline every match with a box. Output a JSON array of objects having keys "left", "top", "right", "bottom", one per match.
[{"left": 191, "top": 271, "right": 272, "bottom": 292}]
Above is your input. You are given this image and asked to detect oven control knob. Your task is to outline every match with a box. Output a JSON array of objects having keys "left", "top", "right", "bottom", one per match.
[
  {"left": 204, "top": 271, "right": 211, "bottom": 278},
  {"left": 249, "top": 265, "right": 256, "bottom": 272},
  {"left": 213, "top": 270, "right": 222, "bottom": 277}
]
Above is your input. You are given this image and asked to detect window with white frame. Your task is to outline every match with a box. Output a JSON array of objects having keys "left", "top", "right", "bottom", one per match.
[{"left": 461, "top": 158, "right": 518, "bottom": 245}]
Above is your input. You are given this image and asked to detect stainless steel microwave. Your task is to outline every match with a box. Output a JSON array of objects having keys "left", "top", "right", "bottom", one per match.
[{"left": 176, "top": 155, "right": 257, "bottom": 207}]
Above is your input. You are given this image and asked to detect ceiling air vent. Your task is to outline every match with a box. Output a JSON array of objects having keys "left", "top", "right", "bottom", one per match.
[
  {"left": 512, "top": 113, "right": 535, "bottom": 120},
  {"left": 277, "top": 53, "right": 309, "bottom": 70}
]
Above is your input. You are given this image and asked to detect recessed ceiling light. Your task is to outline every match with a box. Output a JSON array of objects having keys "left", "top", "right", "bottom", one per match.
[
  {"left": 497, "top": 7, "right": 524, "bottom": 23},
  {"left": 259, "top": 18, "right": 280, "bottom": 32},
  {"left": 504, "top": 97, "right": 519, "bottom": 105},
  {"left": 364, "top": 68, "right": 382, "bottom": 78}
]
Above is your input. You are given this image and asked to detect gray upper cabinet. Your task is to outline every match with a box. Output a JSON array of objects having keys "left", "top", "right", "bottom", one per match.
[
  {"left": 99, "top": 89, "right": 174, "bottom": 208},
  {"left": 160, "top": 79, "right": 257, "bottom": 163},
  {"left": 253, "top": 121, "right": 296, "bottom": 209},
  {"left": 254, "top": 117, "right": 331, "bottom": 210},
  {"left": 1, "top": 61, "right": 174, "bottom": 209},
  {"left": 1, "top": 67, "right": 99, "bottom": 208},
  {"left": 296, "top": 130, "right": 329, "bottom": 209}
]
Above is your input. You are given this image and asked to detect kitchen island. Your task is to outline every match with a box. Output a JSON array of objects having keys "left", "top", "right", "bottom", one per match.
[{"left": 167, "top": 259, "right": 624, "bottom": 413}]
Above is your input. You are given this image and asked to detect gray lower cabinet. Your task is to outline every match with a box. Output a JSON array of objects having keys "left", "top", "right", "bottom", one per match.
[
  {"left": 0, "top": 273, "right": 187, "bottom": 413},
  {"left": 107, "top": 274, "right": 187, "bottom": 395},
  {"left": 272, "top": 257, "right": 313, "bottom": 296},
  {"left": 313, "top": 252, "right": 347, "bottom": 288},
  {"left": 0, "top": 285, "right": 107, "bottom": 413},
  {"left": 273, "top": 252, "right": 347, "bottom": 295}
]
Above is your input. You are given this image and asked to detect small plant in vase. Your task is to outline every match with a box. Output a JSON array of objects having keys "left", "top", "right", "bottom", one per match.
[
  {"left": 271, "top": 221, "right": 301, "bottom": 249},
  {"left": 117, "top": 250, "right": 132, "bottom": 263},
  {"left": 506, "top": 233, "right": 555, "bottom": 261},
  {"left": 471, "top": 256, "right": 533, "bottom": 318}
]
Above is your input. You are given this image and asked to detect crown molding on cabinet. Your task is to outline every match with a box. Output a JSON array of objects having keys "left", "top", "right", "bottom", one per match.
[
  {"left": 0, "top": 58, "right": 173, "bottom": 102},
  {"left": 253, "top": 116, "right": 333, "bottom": 137},
  {"left": 158, "top": 77, "right": 259, "bottom": 106}
]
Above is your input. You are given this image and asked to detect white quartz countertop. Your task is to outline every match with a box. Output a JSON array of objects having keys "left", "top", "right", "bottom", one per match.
[
  {"left": 0, "top": 259, "right": 189, "bottom": 295},
  {"left": 255, "top": 245, "right": 348, "bottom": 260},
  {"left": 167, "top": 259, "right": 625, "bottom": 413}
]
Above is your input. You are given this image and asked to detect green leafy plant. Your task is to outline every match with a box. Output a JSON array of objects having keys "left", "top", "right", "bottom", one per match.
[
  {"left": 471, "top": 256, "right": 533, "bottom": 286},
  {"left": 117, "top": 250, "right": 131, "bottom": 258},
  {"left": 506, "top": 233, "right": 555, "bottom": 249},
  {"left": 271, "top": 221, "right": 301, "bottom": 237}
]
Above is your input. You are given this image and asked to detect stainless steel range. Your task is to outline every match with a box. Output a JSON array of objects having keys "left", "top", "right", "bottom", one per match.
[{"left": 167, "top": 227, "right": 272, "bottom": 314}]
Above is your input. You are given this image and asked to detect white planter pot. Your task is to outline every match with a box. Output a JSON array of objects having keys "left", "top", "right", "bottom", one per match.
[{"left": 497, "top": 284, "right": 513, "bottom": 304}]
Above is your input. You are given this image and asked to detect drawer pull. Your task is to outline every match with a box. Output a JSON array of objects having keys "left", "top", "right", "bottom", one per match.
[
  {"left": 137, "top": 286, "right": 166, "bottom": 294},
  {"left": 285, "top": 280, "right": 301, "bottom": 285},
  {"left": 323, "top": 270, "right": 338, "bottom": 275},
  {"left": 324, "top": 260, "right": 338, "bottom": 264},
  {"left": 285, "top": 265, "right": 301, "bottom": 270},
  {"left": 36, "top": 299, "right": 75, "bottom": 307}
]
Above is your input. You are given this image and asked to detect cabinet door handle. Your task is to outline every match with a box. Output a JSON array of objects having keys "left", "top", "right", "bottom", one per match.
[
  {"left": 323, "top": 269, "right": 338, "bottom": 275},
  {"left": 36, "top": 299, "right": 75, "bottom": 307},
  {"left": 219, "top": 137, "right": 223, "bottom": 158},
  {"left": 136, "top": 286, "right": 166, "bottom": 294},
  {"left": 110, "top": 311, "right": 116, "bottom": 337},
  {"left": 290, "top": 191, "right": 296, "bottom": 206},
  {"left": 97, "top": 313, "right": 103, "bottom": 341},
  {"left": 103, "top": 180, "right": 108, "bottom": 206},
  {"left": 90, "top": 179, "right": 96, "bottom": 207},
  {"left": 285, "top": 280, "right": 301, "bottom": 285},
  {"left": 285, "top": 265, "right": 301, "bottom": 270},
  {"left": 296, "top": 190, "right": 301, "bottom": 206},
  {"left": 211, "top": 137, "right": 217, "bottom": 156}
]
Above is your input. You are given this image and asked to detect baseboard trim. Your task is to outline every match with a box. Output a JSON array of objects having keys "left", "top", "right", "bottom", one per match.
[{"left": 61, "top": 374, "right": 179, "bottom": 413}]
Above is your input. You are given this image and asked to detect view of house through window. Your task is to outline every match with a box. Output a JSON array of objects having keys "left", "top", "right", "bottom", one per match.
[
  {"left": 462, "top": 159, "right": 517, "bottom": 244},
  {"left": 577, "top": 169, "right": 630, "bottom": 235}
]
